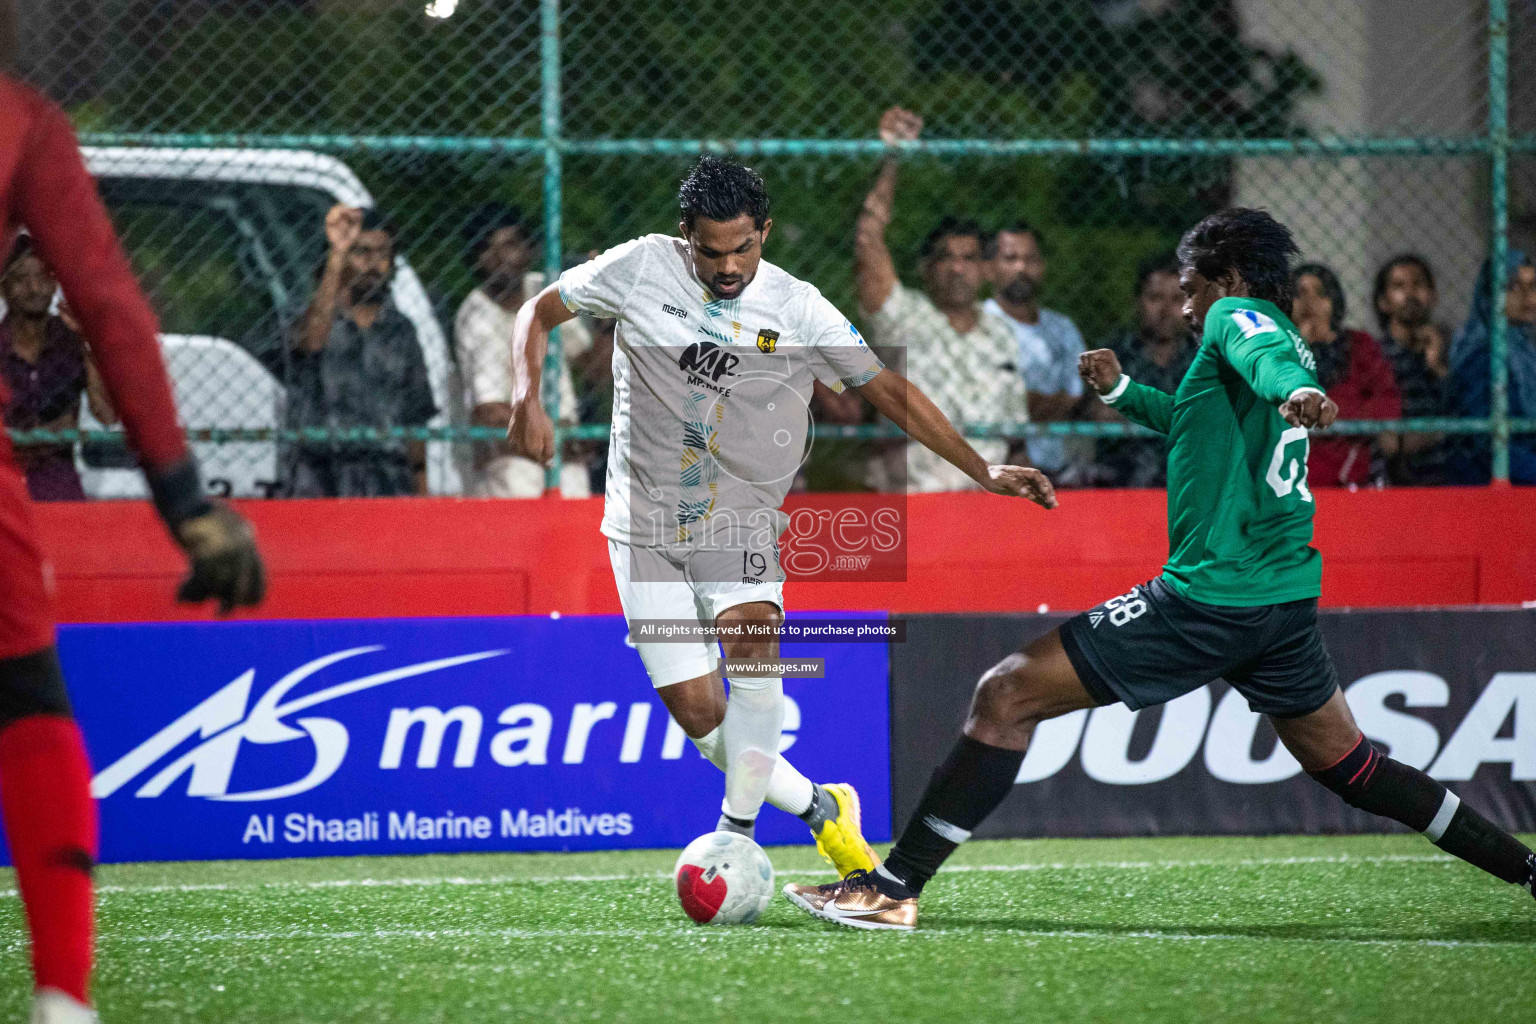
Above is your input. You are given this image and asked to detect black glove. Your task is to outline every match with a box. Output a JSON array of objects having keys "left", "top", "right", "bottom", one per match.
[{"left": 147, "top": 457, "right": 267, "bottom": 614}]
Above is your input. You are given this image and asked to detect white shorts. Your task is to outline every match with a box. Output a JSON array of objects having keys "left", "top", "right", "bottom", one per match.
[{"left": 607, "top": 536, "right": 785, "bottom": 688}]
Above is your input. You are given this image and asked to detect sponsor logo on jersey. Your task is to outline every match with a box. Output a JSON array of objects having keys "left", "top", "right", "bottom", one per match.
[
  {"left": 662, "top": 303, "right": 688, "bottom": 320},
  {"left": 847, "top": 321, "right": 868, "bottom": 347},
  {"left": 677, "top": 340, "right": 740, "bottom": 383},
  {"left": 1288, "top": 329, "right": 1318, "bottom": 371},
  {"left": 1229, "top": 308, "right": 1278, "bottom": 339},
  {"left": 756, "top": 328, "right": 779, "bottom": 354}
]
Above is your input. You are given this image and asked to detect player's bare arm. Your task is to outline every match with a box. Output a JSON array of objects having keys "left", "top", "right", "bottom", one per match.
[
  {"left": 853, "top": 107, "right": 921, "bottom": 314},
  {"left": 855, "top": 366, "right": 1057, "bottom": 509},
  {"left": 507, "top": 281, "right": 577, "bottom": 467}
]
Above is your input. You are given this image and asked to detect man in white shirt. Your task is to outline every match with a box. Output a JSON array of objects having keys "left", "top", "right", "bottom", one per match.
[
  {"left": 856, "top": 108, "right": 1031, "bottom": 493},
  {"left": 981, "top": 223, "right": 1088, "bottom": 481},
  {"left": 454, "top": 203, "right": 590, "bottom": 497},
  {"left": 508, "top": 157, "right": 1055, "bottom": 877}
]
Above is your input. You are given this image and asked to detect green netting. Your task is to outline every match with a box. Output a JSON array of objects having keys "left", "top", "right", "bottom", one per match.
[{"left": 4, "top": 0, "right": 1524, "bottom": 495}]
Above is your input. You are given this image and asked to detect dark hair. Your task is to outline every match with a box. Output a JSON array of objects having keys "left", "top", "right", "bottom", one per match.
[
  {"left": 982, "top": 220, "right": 1043, "bottom": 259},
  {"left": 3, "top": 232, "right": 36, "bottom": 275},
  {"left": 678, "top": 156, "right": 771, "bottom": 229},
  {"left": 1134, "top": 253, "right": 1180, "bottom": 297},
  {"left": 358, "top": 207, "right": 398, "bottom": 243},
  {"left": 461, "top": 202, "right": 528, "bottom": 263},
  {"left": 1371, "top": 253, "right": 1435, "bottom": 331},
  {"left": 920, "top": 216, "right": 983, "bottom": 261},
  {"left": 1176, "top": 208, "right": 1299, "bottom": 306},
  {"left": 1291, "top": 263, "right": 1347, "bottom": 332}
]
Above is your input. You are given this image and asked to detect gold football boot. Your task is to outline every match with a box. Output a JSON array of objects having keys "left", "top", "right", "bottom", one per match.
[{"left": 782, "top": 869, "right": 918, "bottom": 931}]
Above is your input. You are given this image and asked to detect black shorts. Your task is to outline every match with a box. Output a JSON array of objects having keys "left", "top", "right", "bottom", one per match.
[{"left": 1059, "top": 577, "right": 1338, "bottom": 719}]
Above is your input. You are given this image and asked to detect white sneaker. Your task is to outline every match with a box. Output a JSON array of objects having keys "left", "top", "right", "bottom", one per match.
[{"left": 29, "top": 989, "right": 98, "bottom": 1024}]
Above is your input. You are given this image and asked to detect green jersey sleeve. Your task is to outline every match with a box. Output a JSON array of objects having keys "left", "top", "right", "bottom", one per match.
[
  {"left": 1208, "top": 299, "right": 1321, "bottom": 404},
  {"left": 1101, "top": 375, "right": 1174, "bottom": 435}
]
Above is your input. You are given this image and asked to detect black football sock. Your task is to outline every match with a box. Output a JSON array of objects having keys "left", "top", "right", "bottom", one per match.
[
  {"left": 1434, "top": 806, "right": 1536, "bottom": 889},
  {"left": 1308, "top": 736, "right": 1534, "bottom": 886},
  {"left": 716, "top": 813, "right": 755, "bottom": 840},
  {"left": 881, "top": 735, "right": 1025, "bottom": 895},
  {"left": 797, "top": 784, "right": 837, "bottom": 833}
]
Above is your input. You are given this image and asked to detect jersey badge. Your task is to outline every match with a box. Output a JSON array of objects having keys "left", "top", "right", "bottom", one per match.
[
  {"left": 756, "top": 328, "right": 780, "bottom": 354},
  {"left": 847, "top": 321, "right": 868, "bottom": 347},
  {"left": 1229, "top": 308, "right": 1278, "bottom": 339}
]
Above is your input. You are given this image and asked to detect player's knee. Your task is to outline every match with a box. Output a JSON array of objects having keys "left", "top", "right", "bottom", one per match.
[
  {"left": 670, "top": 699, "right": 725, "bottom": 738},
  {"left": 719, "top": 637, "right": 775, "bottom": 663},
  {"left": 0, "top": 648, "right": 73, "bottom": 730},
  {"left": 971, "top": 653, "right": 1048, "bottom": 727},
  {"left": 716, "top": 603, "right": 781, "bottom": 665}
]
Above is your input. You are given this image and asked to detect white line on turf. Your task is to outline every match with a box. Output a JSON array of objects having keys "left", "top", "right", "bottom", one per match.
[
  {"left": 86, "top": 924, "right": 1531, "bottom": 951},
  {"left": 0, "top": 852, "right": 1455, "bottom": 900}
]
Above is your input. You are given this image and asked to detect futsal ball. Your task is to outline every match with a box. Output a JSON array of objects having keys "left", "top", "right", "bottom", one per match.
[{"left": 673, "top": 831, "right": 775, "bottom": 924}]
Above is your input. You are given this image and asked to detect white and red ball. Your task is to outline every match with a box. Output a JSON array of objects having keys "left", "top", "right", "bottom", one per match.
[{"left": 673, "top": 831, "right": 775, "bottom": 925}]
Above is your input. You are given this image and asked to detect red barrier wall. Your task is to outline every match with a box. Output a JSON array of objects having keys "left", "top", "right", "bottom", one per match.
[{"left": 32, "top": 487, "right": 1536, "bottom": 623}]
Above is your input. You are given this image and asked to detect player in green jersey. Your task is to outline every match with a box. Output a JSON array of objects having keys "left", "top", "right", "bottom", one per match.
[{"left": 784, "top": 209, "right": 1535, "bottom": 931}]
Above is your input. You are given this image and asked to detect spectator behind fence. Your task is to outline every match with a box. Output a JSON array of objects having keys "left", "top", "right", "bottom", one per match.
[
  {"left": 1373, "top": 254, "right": 1451, "bottom": 485},
  {"left": 855, "top": 107, "right": 1028, "bottom": 492},
  {"left": 981, "top": 223, "right": 1088, "bottom": 483},
  {"left": 285, "top": 205, "right": 437, "bottom": 497},
  {"left": 1097, "top": 255, "right": 1197, "bottom": 487},
  {"left": 1290, "top": 263, "right": 1401, "bottom": 487},
  {"left": 1447, "top": 249, "right": 1536, "bottom": 485},
  {"left": 455, "top": 204, "right": 591, "bottom": 497},
  {"left": 0, "top": 236, "right": 116, "bottom": 500}
]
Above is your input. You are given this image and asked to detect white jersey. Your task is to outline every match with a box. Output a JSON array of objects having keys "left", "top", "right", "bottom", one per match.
[{"left": 559, "top": 233, "right": 884, "bottom": 547}]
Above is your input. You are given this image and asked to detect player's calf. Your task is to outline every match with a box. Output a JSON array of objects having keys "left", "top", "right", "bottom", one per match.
[
  {"left": 0, "top": 648, "right": 98, "bottom": 1005},
  {"left": 1308, "top": 735, "right": 1535, "bottom": 896},
  {"left": 873, "top": 630, "right": 1096, "bottom": 898}
]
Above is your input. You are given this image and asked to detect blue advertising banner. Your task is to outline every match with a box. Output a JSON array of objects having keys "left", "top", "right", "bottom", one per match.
[{"left": 53, "top": 614, "right": 890, "bottom": 863}]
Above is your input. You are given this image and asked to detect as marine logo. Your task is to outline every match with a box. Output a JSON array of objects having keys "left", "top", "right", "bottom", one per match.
[{"left": 756, "top": 328, "right": 779, "bottom": 354}]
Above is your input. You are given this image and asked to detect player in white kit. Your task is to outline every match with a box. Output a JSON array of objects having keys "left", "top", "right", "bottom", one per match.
[{"left": 508, "top": 158, "right": 1055, "bottom": 876}]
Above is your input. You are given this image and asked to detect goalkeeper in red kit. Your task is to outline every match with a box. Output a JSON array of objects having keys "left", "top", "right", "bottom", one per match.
[{"left": 0, "top": 63, "right": 266, "bottom": 1023}]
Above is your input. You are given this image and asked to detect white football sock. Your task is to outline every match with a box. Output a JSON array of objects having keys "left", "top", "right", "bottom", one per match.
[
  {"left": 30, "top": 988, "right": 98, "bottom": 1024},
  {"left": 718, "top": 675, "right": 786, "bottom": 822},
  {"left": 691, "top": 724, "right": 815, "bottom": 817}
]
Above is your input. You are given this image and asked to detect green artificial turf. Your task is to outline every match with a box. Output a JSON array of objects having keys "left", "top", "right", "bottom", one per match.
[{"left": 0, "top": 834, "right": 1531, "bottom": 1023}]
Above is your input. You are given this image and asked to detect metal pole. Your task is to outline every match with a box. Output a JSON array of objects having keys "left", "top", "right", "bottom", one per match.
[
  {"left": 541, "top": 0, "right": 564, "bottom": 493},
  {"left": 1490, "top": 0, "right": 1511, "bottom": 483}
]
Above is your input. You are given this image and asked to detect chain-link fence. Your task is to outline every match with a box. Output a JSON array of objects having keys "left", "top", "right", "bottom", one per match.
[{"left": 6, "top": 0, "right": 1533, "bottom": 496}]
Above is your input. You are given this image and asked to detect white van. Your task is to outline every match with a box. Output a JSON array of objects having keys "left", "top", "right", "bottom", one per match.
[{"left": 81, "top": 147, "right": 465, "bottom": 496}]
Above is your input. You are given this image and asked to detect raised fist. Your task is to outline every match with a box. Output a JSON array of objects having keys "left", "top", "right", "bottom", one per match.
[
  {"left": 1279, "top": 390, "right": 1339, "bottom": 430},
  {"left": 325, "top": 204, "right": 363, "bottom": 255},
  {"left": 879, "top": 107, "right": 923, "bottom": 146},
  {"left": 1078, "top": 349, "right": 1124, "bottom": 395}
]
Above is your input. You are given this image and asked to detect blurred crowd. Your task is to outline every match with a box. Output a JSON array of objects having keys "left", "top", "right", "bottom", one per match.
[{"left": 4, "top": 109, "right": 1535, "bottom": 500}]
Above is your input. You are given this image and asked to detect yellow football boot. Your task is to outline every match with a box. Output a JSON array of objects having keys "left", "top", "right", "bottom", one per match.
[{"left": 810, "top": 782, "right": 880, "bottom": 878}]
